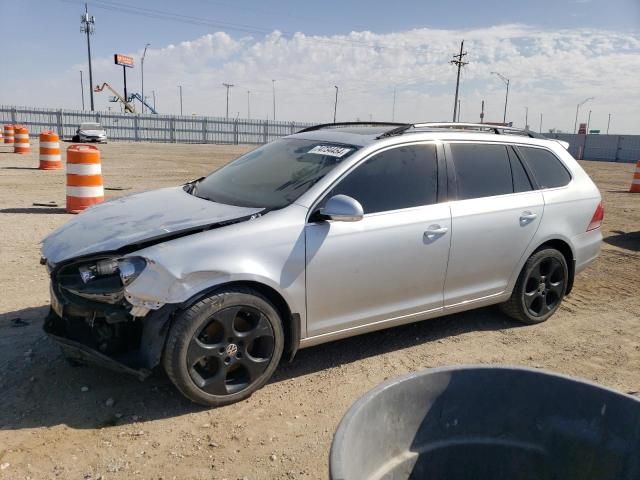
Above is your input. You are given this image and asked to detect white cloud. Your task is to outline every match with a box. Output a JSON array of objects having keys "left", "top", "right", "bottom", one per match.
[{"left": 3, "top": 24, "right": 639, "bottom": 133}]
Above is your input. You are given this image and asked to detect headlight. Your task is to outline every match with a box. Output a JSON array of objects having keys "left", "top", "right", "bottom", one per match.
[
  {"left": 78, "top": 257, "right": 146, "bottom": 286},
  {"left": 118, "top": 257, "right": 147, "bottom": 286}
]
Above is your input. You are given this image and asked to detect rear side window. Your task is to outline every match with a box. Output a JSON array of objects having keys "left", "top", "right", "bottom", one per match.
[
  {"left": 518, "top": 147, "right": 571, "bottom": 189},
  {"left": 328, "top": 144, "right": 437, "bottom": 214},
  {"left": 450, "top": 143, "right": 513, "bottom": 200}
]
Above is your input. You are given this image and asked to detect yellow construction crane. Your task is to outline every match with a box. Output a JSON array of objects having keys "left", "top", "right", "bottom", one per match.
[{"left": 94, "top": 83, "right": 136, "bottom": 113}]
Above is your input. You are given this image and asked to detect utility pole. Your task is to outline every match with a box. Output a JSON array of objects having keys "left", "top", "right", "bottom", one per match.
[
  {"left": 607, "top": 113, "right": 611, "bottom": 134},
  {"left": 450, "top": 40, "right": 468, "bottom": 122},
  {"left": 392, "top": 87, "right": 396, "bottom": 122},
  {"left": 480, "top": 100, "right": 485, "bottom": 123},
  {"left": 491, "top": 71, "right": 510, "bottom": 123},
  {"left": 539, "top": 113, "right": 543, "bottom": 133},
  {"left": 80, "top": 70, "right": 85, "bottom": 110},
  {"left": 525, "top": 106, "right": 529, "bottom": 129},
  {"left": 587, "top": 109, "right": 592, "bottom": 133},
  {"left": 272, "top": 79, "right": 276, "bottom": 121},
  {"left": 333, "top": 85, "right": 339, "bottom": 123},
  {"left": 141, "top": 43, "right": 150, "bottom": 114},
  {"left": 457, "top": 99, "right": 461, "bottom": 122},
  {"left": 80, "top": 3, "right": 96, "bottom": 111},
  {"left": 573, "top": 97, "right": 594, "bottom": 133},
  {"left": 152, "top": 90, "right": 156, "bottom": 111},
  {"left": 247, "top": 90, "right": 251, "bottom": 119},
  {"left": 178, "top": 85, "right": 183, "bottom": 115},
  {"left": 223, "top": 83, "right": 234, "bottom": 119}
]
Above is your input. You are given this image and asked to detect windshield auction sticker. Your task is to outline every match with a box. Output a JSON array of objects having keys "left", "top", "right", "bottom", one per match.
[{"left": 308, "top": 145, "right": 353, "bottom": 157}]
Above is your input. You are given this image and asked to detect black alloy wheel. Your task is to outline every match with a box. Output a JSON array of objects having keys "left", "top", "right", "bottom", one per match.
[
  {"left": 501, "top": 248, "right": 569, "bottom": 324},
  {"left": 188, "top": 305, "right": 275, "bottom": 396},
  {"left": 522, "top": 256, "right": 566, "bottom": 318},
  {"left": 163, "top": 288, "right": 284, "bottom": 406}
]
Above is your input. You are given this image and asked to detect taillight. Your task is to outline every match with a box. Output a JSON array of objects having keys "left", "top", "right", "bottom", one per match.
[{"left": 587, "top": 202, "right": 604, "bottom": 231}]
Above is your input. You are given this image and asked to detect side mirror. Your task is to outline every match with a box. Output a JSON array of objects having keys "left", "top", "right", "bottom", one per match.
[{"left": 320, "top": 195, "right": 364, "bottom": 222}]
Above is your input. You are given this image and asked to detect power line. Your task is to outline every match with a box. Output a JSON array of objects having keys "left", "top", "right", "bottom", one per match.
[
  {"left": 60, "top": 0, "right": 429, "bottom": 52},
  {"left": 450, "top": 39, "right": 468, "bottom": 122}
]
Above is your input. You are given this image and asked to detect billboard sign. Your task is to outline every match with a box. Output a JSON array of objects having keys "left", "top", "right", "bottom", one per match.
[{"left": 114, "top": 54, "right": 134, "bottom": 68}]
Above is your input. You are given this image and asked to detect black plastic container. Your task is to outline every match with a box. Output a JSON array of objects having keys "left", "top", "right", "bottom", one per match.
[{"left": 330, "top": 366, "right": 640, "bottom": 480}]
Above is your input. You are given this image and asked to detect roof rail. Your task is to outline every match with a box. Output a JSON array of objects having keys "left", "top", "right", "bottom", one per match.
[
  {"left": 406, "top": 122, "right": 544, "bottom": 139},
  {"left": 296, "top": 121, "right": 408, "bottom": 134}
]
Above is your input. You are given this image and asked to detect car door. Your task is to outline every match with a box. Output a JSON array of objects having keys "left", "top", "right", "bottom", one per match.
[
  {"left": 305, "top": 142, "right": 451, "bottom": 338},
  {"left": 443, "top": 142, "right": 544, "bottom": 307}
]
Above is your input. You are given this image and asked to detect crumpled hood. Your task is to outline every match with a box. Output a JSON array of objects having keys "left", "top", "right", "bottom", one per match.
[{"left": 42, "top": 186, "right": 263, "bottom": 264}]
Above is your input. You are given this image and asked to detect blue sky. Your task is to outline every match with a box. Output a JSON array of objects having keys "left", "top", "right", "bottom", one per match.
[{"left": 1, "top": 0, "right": 639, "bottom": 132}]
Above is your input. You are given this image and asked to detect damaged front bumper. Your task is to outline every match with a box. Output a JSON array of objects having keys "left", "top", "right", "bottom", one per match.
[{"left": 45, "top": 271, "right": 178, "bottom": 380}]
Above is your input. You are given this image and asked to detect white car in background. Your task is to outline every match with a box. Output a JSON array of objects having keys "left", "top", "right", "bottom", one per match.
[{"left": 72, "top": 122, "right": 107, "bottom": 143}]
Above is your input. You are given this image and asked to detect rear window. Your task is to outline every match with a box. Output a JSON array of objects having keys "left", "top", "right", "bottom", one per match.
[
  {"left": 518, "top": 147, "right": 571, "bottom": 189},
  {"left": 450, "top": 143, "right": 513, "bottom": 200}
]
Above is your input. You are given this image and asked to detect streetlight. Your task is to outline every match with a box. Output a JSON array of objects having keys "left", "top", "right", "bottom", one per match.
[
  {"left": 272, "top": 80, "right": 276, "bottom": 121},
  {"left": 491, "top": 71, "right": 510, "bottom": 123},
  {"left": 247, "top": 90, "right": 251, "bottom": 119},
  {"left": 333, "top": 85, "right": 339, "bottom": 123},
  {"left": 573, "top": 97, "right": 594, "bottom": 133},
  {"left": 79, "top": 70, "right": 85, "bottom": 110},
  {"left": 178, "top": 85, "right": 183, "bottom": 115},
  {"left": 141, "top": 43, "right": 150, "bottom": 114},
  {"left": 607, "top": 113, "right": 611, "bottom": 134},
  {"left": 587, "top": 109, "right": 592, "bottom": 133},
  {"left": 222, "top": 83, "right": 234, "bottom": 119},
  {"left": 525, "top": 106, "right": 528, "bottom": 129},
  {"left": 152, "top": 90, "right": 156, "bottom": 111}
]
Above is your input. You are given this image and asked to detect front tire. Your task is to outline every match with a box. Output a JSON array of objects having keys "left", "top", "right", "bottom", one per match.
[
  {"left": 500, "top": 248, "right": 568, "bottom": 325},
  {"left": 163, "top": 287, "right": 284, "bottom": 407}
]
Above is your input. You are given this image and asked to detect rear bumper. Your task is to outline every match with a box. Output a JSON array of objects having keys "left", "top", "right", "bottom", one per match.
[{"left": 573, "top": 229, "right": 602, "bottom": 274}]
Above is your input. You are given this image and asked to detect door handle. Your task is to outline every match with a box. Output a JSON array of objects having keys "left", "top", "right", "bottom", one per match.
[
  {"left": 520, "top": 211, "right": 538, "bottom": 223},
  {"left": 424, "top": 225, "right": 449, "bottom": 239}
]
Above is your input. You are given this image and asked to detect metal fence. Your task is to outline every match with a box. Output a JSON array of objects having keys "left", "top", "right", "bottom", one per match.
[
  {"left": 546, "top": 133, "right": 640, "bottom": 163},
  {"left": 0, "top": 105, "right": 313, "bottom": 145}
]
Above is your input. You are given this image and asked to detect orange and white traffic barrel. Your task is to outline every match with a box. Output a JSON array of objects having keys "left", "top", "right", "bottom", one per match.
[
  {"left": 630, "top": 160, "right": 640, "bottom": 193},
  {"left": 3, "top": 124, "right": 14, "bottom": 144},
  {"left": 39, "top": 131, "right": 62, "bottom": 170},
  {"left": 14, "top": 126, "right": 30, "bottom": 154},
  {"left": 66, "top": 144, "right": 104, "bottom": 213}
]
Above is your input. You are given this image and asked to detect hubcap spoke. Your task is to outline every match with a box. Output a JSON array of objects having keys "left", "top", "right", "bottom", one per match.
[
  {"left": 239, "top": 356, "right": 270, "bottom": 382},
  {"left": 187, "top": 338, "right": 222, "bottom": 367},
  {"left": 548, "top": 281, "right": 564, "bottom": 298},
  {"left": 524, "top": 291, "right": 540, "bottom": 309},
  {"left": 201, "top": 368, "right": 229, "bottom": 395},
  {"left": 213, "top": 306, "right": 243, "bottom": 336},
  {"left": 529, "top": 263, "right": 542, "bottom": 282},
  {"left": 239, "top": 313, "right": 273, "bottom": 343}
]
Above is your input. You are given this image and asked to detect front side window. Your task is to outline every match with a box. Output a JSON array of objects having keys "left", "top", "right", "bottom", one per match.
[
  {"left": 450, "top": 143, "right": 513, "bottom": 200},
  {"left": 192, "top": 138, "right": 359, "bottom": 209},
  {"left": 518, "top": 146, "right": 571, "bottom": 189},
  {"left": 326, "top": 144, "right": 438, "bottom": 214}
]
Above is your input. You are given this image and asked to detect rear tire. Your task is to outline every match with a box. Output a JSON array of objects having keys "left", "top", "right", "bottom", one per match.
[
  {"left": 500, "top": 248, "right": 568, "bottom": 325},
  {"left": 71, "top": 135, "right": 80, "bottom": 142},
  {"left": 163, "top": 287, "right": 284, "bottom": 407}
]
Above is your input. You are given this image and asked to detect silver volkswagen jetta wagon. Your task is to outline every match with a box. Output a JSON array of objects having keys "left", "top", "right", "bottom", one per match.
[{"left": 41, "top": 122, "right": 603, "bottom": 406}]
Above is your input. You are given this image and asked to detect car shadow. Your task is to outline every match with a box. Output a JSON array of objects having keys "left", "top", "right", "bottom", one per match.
[
  {"left": 604, "top": 230, "right": 640, "bottom": 252},
  {"left": 0, "top": 304, "right": 521, "bottom": 431}
]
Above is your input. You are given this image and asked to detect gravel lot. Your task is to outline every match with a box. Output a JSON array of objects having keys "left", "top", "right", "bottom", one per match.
[{"left": 0, "top": 141, "right": 639, "bottom": 480}]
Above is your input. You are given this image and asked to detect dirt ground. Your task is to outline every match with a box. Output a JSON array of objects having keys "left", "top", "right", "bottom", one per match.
[{"left": 0, "top": 140, "right": 638, "bottom": 480}]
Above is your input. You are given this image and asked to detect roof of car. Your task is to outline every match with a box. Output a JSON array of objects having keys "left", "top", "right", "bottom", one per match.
[{"left": 289, "top": 122, "right": 561, "bottom": 149}]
